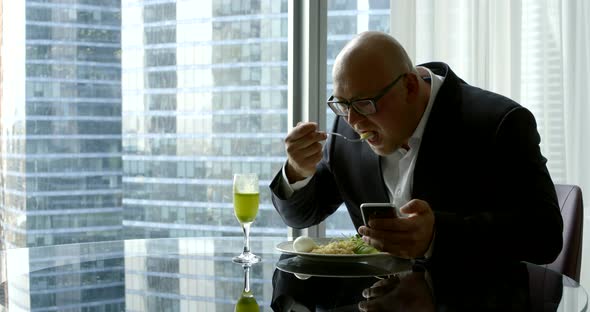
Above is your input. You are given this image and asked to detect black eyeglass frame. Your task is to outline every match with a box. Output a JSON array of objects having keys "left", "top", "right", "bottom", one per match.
[{"left": 327, "top": 73, "right": 406, "bottom": 117}]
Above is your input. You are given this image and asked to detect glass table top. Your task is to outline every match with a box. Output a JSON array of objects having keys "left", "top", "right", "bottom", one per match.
[{"left": 0, "top": 236, "right": 586, "bottom": 311}]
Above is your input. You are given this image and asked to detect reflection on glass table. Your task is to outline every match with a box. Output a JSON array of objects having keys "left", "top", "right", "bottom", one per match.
[
  {"left": 235, "top": 264, "right": 259, "bottom": 312},
  {"left": 0, "top": 237, "right": 587, "bottom": 312},
  {"left": 271, "top": 255, "right": 589, "bottom": 312},
  {"left": 1, "top": 237, "right": 283, "bottom": 311}
]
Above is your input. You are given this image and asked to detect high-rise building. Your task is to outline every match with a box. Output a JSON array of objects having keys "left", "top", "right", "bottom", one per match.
[
  {"left": 0, "top": 0, "right": 5, "bottom": 252},
  {"left": 120, "top": 0, "right": 289, "bottom": 239},
  {"left": 119, "top": 0, "right": 391, "bottom": 240},
  {"left": 5, "top": 242, "right": 125, "bottom": 311},
  {"left": 0, "top": 1, "right": 124, "bottom": 310},
  {"left": 0, "top": 0, "right": 123, "bottom": 249},
  {"left": 0, "top": 1, "right": 7, "bottom": 305}
]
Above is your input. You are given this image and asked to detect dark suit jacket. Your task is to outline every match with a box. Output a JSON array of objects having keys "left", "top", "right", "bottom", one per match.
[{"left": 270, "top": 62, "right": 563, "bottom": 264}]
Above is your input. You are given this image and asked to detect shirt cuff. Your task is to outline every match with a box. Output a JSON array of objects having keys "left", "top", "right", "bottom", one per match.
[
  {"left": 280, "top": 162, "right": 312, "bottom": 198},
  {"left": 423, "top": 232, "right": 436, "bottom": 259}
]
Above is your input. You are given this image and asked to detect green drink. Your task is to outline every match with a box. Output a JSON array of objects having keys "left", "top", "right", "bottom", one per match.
[
  {"left": 234, "top": 291, "right": 259, "bottom": 312},
  {"left": 232, "top": 173, "right": 261, "bottom": 264},
  {"left": 234, "top": 192, "right": 259, "bottom": 223}
]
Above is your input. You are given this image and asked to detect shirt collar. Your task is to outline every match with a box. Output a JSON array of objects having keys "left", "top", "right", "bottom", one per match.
[{"left": 406, "top": 66, "right": 444, "bottom": 150}]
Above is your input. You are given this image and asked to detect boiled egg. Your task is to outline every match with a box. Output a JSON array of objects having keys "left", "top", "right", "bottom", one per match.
[{"left": 293, "top": 236, "right": 317, "bottom": 252}]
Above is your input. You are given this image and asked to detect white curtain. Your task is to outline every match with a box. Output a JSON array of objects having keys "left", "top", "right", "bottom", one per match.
[{"left": 390, "top": 0, "right": 590, "bottom": 287}]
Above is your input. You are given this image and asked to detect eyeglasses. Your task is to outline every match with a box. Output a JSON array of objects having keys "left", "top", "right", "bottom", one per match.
[{"left": 327, "top": 73, "right": 406, "bottom": 117}]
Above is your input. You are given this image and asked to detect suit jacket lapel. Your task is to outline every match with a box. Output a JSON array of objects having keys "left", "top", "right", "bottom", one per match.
[{"left": 413, "top": 63, "right": 462, "bottom": 202}]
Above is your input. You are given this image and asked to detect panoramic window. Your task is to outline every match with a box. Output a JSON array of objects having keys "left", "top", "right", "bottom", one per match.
[
  {"left": 324, "top": 0, "right": 391, "bottom": 236},
  {"left": 121, "top": 1, "right": 289, "bottom": 239},
  {"left": 1, "top": 0, "right": 290, "bottom": 249},
  {"left": 1, "top": 0, "right": 391, "bottom": 248}
]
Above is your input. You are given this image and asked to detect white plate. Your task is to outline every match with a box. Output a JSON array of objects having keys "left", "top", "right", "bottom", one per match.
[
  {"left": 275, "top": 238, "right": 391, "bottom": 262},
  {"left": 276, "top": 256, "right": 395, "bottom": 278}
]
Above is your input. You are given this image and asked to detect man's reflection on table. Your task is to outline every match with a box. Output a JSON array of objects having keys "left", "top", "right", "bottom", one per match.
[
  {"left": 271, "top": 255, "right": 375, "bottom": 311},
  {"left": 272, "top": 258, "right": 563, "bottom": 312},
  {"left": 358, "top": 270, "right": 434, "bottom": 312}
]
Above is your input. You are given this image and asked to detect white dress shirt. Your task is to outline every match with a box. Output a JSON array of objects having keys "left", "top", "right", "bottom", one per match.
[{"left": 382, "top": 67, "right": 444, "bottom": 215}]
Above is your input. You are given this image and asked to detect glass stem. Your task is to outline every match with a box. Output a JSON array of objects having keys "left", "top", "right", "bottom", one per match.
[
  {"left": 243, "top": 264, "right": 251, "bottom": 292},
  {"left": 242, "top": 222, "right": 252, "bottom": 254}
]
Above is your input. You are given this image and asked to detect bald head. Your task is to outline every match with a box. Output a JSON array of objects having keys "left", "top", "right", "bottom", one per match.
[
  {"left": 330, "top": 32, "right": 430, "bottom": 157},
  {"left": 332, "top": 32, "right": 415, "bottom": 95}
]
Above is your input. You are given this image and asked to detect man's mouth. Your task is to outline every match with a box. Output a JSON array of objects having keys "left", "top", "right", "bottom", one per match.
[
  {"left": 359, "top": 132, "right": 375, "bottom": 141},
  {"left": 361, "top": 131, "right": 378, "bottom": 144}
]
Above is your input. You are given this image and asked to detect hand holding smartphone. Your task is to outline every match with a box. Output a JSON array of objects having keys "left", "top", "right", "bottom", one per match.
[{"left": 360, "top": 203, "right": 398, "bottom": 226}]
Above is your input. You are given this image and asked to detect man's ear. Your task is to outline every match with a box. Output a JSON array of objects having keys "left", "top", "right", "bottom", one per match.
[{"left": 404, "top": 73, "right": 421, "bottom": 98}]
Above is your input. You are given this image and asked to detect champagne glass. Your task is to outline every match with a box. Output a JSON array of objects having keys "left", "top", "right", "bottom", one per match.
[
  {"left": 234, "top": 264, "right": 259, "bottom": 312},
  {"left": 232, "top": 173, "right": 261, "bottom": 264}
]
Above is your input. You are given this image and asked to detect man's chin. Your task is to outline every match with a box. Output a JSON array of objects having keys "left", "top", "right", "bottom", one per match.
[{"left": 368, "top": 143, "right": 394, "bottom": 156}]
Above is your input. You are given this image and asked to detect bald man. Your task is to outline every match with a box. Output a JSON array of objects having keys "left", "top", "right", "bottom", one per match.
[{"left": 270, "top": 31, "right": 562, "bottom": 264}]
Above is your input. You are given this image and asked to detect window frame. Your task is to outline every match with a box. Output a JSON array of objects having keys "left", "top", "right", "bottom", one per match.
[{"left": 287, "top": 0, "right": 328, "bottom": 239}]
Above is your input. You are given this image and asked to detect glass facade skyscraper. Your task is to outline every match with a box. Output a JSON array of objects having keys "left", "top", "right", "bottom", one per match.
[
  {"left": 1, "top": 2, "right": 124, "bottom": 310},
  {"left": 120, "top": 0, "right": 289, "bottom": 239},
  {"left": 0, "top": 2, "right": 7, "bottom": 305},
  {"left": 1, "top": 0, "right": 123, "bottom": 249},
  {"left": 119, "top": 0, "right": 390, "bottom": 240},
  {"left": 6, "top": 242, "right": 125, "bottom": 311}
]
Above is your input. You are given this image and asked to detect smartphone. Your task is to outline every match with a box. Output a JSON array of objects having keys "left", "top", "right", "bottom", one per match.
[{"left": 360, "top": 203, "right": 398, "bottom": 226}]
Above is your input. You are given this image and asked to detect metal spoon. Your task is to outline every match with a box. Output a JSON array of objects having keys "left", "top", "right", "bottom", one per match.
[{"left": 326, "top": 132, "right": 373, "bottom": 143}]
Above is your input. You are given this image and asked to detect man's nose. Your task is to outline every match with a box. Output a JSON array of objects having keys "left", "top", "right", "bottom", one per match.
[{"left": 346, "top": 106, "right": 365, "bottom": 126}]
